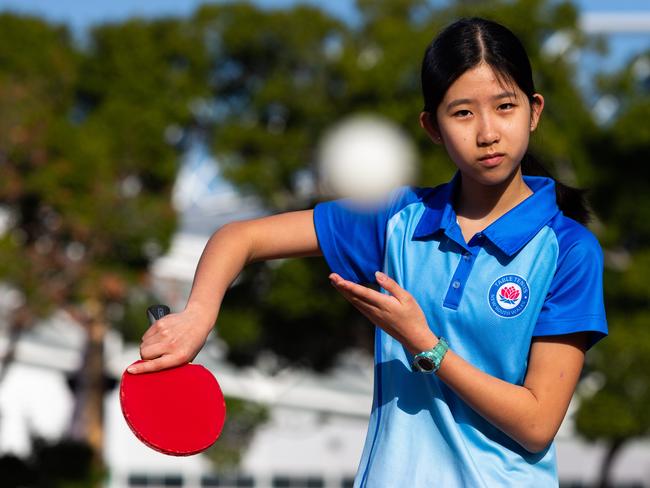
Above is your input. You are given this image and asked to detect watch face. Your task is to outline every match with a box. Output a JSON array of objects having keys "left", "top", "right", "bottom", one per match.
[{"left": 416, "top": 357, "right": 435, "bottom": 372}]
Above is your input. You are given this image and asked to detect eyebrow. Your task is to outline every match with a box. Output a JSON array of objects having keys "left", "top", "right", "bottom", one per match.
[{"left": 446, "top": 92, "right": 517, "bottom": 110}]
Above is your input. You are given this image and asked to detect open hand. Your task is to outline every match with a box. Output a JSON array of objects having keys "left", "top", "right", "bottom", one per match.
[{"left": 329, "top": 271, "right": 437, "bottom": 354}]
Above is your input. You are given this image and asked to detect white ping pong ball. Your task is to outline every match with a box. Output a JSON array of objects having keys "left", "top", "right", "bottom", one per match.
[{"left": 317, "top": 115, "right": 418, "bottom": 201}]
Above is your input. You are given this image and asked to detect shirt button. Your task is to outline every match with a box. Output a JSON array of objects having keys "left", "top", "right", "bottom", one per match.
[
  {"left": 452, "top": 280, "right": 461, "bottom": 289},
  {"left": 463, "top": 253, "right": 471, "bottom": 261}
]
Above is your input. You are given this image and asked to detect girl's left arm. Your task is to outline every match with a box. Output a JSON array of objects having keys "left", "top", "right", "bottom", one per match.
[
  {"left": 434, "top": 333, "right": 586, "bottom": 453},
  {"left": 329, "top": 271, "right": 588, "bottom": 454}
]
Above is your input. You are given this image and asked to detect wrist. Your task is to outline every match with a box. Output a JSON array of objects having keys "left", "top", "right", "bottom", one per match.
[
  {"left": 406, "top": 329, "right": 438, "bottom": 355},
  {"left": 412, "top": 337, "right": 449, "bottom": 374},
  {"left": 184, "top": 301, "right": 219, "bottom": 332}
]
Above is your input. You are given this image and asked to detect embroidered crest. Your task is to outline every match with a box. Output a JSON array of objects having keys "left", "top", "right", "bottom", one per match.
[{"left": 488, "top": 275, "right": 530, "bottom": 318}]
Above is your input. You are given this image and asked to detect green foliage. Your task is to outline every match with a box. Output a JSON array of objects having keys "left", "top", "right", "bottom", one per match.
[
  {"left": 576, "top": 312, "right": 650, "bottom": 441},
  {"left": 259, "top": 258, "right": 373, "bottom": 371},
  {"left": 191, "top": 3, "right": 349, "bottom": 207},
  {"left": 0, "top": 14, "right": 212, "bottom": 470},
  {"left": 0, "top": 14, "right": 210, "bottom": 322},
  {"left": 217, "top": 259, "right": 373, "bottom": 371},
  {"left": 204, "top": 397, "right": 269, "bottom": 468},
  {"left": 217, "top": 306, "right": 263, "bottom": 349},
  {"left": 573, "top": 40, "right": 650, "bottom": 477}
]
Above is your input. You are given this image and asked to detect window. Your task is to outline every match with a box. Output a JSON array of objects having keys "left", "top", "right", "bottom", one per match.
[
  {"left": 201, "top": 474, "right": 255, "bottom": 487},
  {"left": 127, "top": 474, "right": 183, "bottom": 487},
  {"left": 271, "top": 476, "right": 324, "bottom": 488}
]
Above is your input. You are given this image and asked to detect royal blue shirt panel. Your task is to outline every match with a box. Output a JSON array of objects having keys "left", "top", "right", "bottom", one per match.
[
  {"left": 313, "top": 187, "right": 426, "bottom": 283},
  {"left": 534, "top": 213, "right": 608, "bottom": 348}
]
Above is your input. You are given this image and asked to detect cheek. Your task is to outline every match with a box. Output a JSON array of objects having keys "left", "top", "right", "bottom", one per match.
[
  {"left": 441, "top": 124, "right": 469, "bottom": 146},
  {"left": 503, "top": 117, "right": 531, "bottom": 148},
  {"left": 442, "top": 139, "right": 470, "bottom": 168}
]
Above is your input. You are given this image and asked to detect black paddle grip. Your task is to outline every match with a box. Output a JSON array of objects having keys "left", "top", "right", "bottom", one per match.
[{"left": 147, "top": 304, "right": 171, "bottom": 325}]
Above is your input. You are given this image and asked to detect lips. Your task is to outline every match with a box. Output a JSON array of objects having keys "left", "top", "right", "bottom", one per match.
[{"left": 478, "top": 152, "right": 505, "bottom": 167}]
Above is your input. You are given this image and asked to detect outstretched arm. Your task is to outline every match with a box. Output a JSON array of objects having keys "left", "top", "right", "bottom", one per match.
[
  {"left": 129, "top": 210, "right": 320, "bottom": 374},
  {"left": 329, "top": 271, "right": 587, "bottom": 454}
]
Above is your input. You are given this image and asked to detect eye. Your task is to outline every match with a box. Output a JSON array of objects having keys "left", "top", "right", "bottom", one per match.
[
  {"left": 498, "top": 103, "right": 516, "bottom": 111},
  {"left": 452, "top": 109, "right": 472, "bottom": 118}
]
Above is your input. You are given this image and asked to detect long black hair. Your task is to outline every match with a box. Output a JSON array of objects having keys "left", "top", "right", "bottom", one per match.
[{"left": 421, "top": 17, "right": 590, "bottom": 224}]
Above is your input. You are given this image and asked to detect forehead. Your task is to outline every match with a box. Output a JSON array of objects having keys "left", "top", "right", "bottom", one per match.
[{"left": 443, "top": 63, "right": 522, "bottom": 101}]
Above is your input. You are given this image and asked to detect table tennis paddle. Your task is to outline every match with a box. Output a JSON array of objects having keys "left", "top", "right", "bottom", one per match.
[{"left": 120, "top": 304, "right": 226, "bottom": 456}]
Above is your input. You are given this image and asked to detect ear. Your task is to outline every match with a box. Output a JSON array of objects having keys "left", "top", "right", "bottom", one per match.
[
  {"left": 529, "top": 94, "right": 545, "bottom": 132},
  {"left": 419, "top": 111, "right": 443, "bottom": 145}
]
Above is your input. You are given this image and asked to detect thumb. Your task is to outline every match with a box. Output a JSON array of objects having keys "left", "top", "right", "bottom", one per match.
[{"left": 375, "top": 271, "right": 409, "bottom": 302}]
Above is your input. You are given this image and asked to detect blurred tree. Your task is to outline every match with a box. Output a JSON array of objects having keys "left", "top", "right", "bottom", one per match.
[
  {"left": 574, "top": 50, "right": 650, "bottom": 488},
  {"left": 204, "top": 396, "right": 269, "bottom": 469},
  {"left": 187, "top": 3, "right": 384, "bottom": 370},
  {"left": 0, "top": 12, "right": 210, "bottom": 471},
  {"left": 0, "top": 435, "right": 102, "bottom": 488}
]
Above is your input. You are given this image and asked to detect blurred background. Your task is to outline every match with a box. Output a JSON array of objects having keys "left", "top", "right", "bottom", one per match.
[{"left": 0, "top": 0, "right": 648, "bottom": 487}]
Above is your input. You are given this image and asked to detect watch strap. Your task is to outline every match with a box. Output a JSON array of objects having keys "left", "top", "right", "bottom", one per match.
[{"left": 412, "top": 337, "right": 449, "bottom": 373}]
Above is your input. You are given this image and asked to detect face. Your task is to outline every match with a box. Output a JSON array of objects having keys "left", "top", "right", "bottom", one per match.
[{"left": 420, "top": 63, "right": 544, "bottom": 188}]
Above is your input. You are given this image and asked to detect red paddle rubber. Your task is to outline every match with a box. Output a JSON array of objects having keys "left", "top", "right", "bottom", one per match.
[{"left": 120, "top": 360, "right": 226, "bottom": 456}]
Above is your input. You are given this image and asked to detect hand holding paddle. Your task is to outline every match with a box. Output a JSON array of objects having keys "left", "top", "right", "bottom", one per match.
[
  {"left": 120, "top": 305, "right": 226, "bottom": 456},
  {"left": 127, "top": 304, "right": 213, "bottom": 374}
]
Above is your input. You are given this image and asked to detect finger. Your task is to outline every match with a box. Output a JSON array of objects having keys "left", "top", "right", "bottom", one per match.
[
  {"left": 142, "top": 313, "right": 180, "bottom": 340},
  {"left": 332, "top": 282, "right": 386, "bottom": 323},
  {"left": 140, "top": 341, "right": 171, "bottom": 361},
  {"left": 127, "top": 355, "right": 184, "bottom": 374},
  {"left": 339, "top": 287, "right": 381, "bottom": 315},
  {"left": 374, "top": 271, "right": 410, "bottom": 303},
  {"left": 142, "top": 320, "right": 166, "bottom": 341},
  {"left": 141, "top": 327, "right": 173, "bottom": 346},
  {"left": 337, "top": 290, "right": 404, "bottom": 340},
  {"left": 330, "top": 273, "right": 392, "bottom": 309}
]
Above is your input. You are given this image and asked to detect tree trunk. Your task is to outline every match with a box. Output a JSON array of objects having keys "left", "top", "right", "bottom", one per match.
[
  {"left": 597, "top": 438, "right": 625, "bottom": 488},
  {"left": 68, "top": 303, "right": 107, "bottom": 469},
  {"left": 0, "top": 306, "right": 33, "bottom": 384},
  {"left": 0, "top": 320, "right": 23, "bottom": 385}
]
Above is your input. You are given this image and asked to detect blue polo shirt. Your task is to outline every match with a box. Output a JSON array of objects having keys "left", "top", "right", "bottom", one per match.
[{"left": 313, "top": 175, "right": 607, "bottom": 487}]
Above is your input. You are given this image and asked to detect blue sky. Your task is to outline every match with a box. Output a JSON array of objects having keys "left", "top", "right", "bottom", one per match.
[
  {"left": 1, "top": 0, "right": 649, "bottom": 32},
  {"left": 0, "top": 0, "right": 649, "bottom": 88},
  {"left": 0, "top": 0, "right": 357, "bottom": 32}
]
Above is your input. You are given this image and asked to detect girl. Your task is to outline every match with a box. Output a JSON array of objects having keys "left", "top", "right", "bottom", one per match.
[{"left": 130, "top": 17, "right": 607, "bottom": 487}]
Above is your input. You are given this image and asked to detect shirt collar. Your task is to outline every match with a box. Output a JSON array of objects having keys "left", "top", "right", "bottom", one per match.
[{"left": 413, "top": 173, "right": 560, "bottom": 256}]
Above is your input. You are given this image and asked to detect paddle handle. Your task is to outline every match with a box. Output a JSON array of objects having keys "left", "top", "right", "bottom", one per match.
[{"left": 146, "top": 304, "right": 171, "bottom": 325}]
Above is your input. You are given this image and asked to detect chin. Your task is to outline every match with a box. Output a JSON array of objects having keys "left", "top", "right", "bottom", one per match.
[{"left": 465, "top": 165, "right": 519, "bottom": 187}]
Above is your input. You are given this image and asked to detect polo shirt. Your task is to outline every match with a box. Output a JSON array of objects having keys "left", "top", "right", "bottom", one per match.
[{"left": 313, "top": 174, "right": 608, "bottom": 487}]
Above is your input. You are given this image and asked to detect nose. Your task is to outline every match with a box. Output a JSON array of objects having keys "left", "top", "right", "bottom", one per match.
[{"left": 476, "top": 114, "right": 500, "bottom": 147}]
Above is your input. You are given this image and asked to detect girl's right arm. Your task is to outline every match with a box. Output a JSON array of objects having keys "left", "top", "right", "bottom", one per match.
[{"left": 128, "top": 209, "right": 321, "bottom": 374}]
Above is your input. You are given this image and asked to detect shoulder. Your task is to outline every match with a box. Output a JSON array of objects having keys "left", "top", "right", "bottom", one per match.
[
  {"left": 315, "top": 185, "right": 435, "bottom": 219},
  {"left": 535, "top": 213, "right": 607, "bottom": 347},
  {"left": 381, "top": 185, "right": 440, "bottom": 211},
  {"left": 546, "top": 213, "right": 603, "bottom": 267}
]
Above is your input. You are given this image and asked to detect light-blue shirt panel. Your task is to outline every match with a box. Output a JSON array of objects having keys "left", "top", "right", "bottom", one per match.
[{"left": 356, "top": 206, "right": 560, "bottom": 487}]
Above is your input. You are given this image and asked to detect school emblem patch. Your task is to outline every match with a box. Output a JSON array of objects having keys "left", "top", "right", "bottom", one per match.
[{"left": 488, "top": 275, "right": 530, "bottom": 318}]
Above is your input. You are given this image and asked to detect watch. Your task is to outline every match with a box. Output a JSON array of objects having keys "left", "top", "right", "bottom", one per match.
[{"left": 412, "top": 337, "right": 449, "bottom": 374}]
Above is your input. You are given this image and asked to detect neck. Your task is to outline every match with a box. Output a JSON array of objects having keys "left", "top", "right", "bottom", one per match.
[{"left": 455, "top": 168, "right": 532, "bottom": 221}]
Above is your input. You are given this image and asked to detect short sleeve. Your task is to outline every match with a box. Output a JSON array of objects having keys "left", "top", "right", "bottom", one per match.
[
  {"left": 533, "top": 225, "right": 608, "bottom": 349},
  {"left": 313, "top": 187, "right": 418, "bottom": 284}
]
